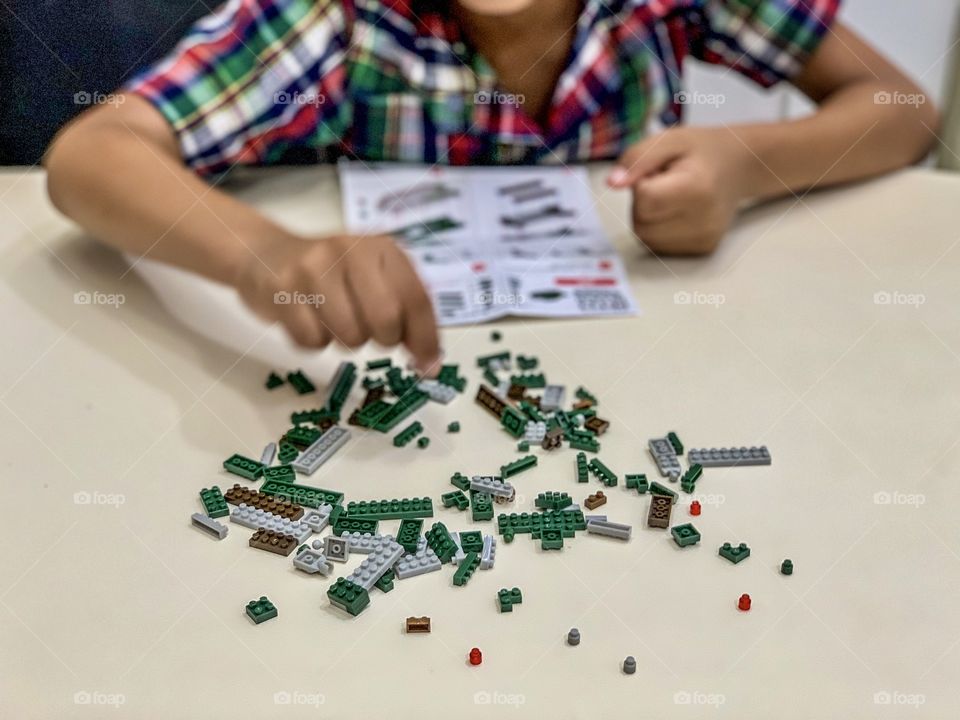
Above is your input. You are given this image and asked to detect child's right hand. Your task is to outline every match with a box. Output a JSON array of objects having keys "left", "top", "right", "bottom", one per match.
[{"left": 234, "top": 233, "right": 441, "bottom": 373}]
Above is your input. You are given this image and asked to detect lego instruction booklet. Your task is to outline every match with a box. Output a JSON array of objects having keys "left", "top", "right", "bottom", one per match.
[{"left": 338, "top": 163, "right": 639, "bottom": 326}]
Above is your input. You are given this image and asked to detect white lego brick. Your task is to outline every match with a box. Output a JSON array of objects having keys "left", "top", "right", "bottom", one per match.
[
  {"left": 524, "top": 421, "right": 546, "bottom": 443},
  {"left": 346, "top": 538, "right": 404, "bottom": 590},
  {"left": 230, "top": 504, "right": 311, "bottom": 543},
  {"left": 300, "top": 504, "right": 333, "bottom": 533},
  {"left": 191, "top": 513, "right": 227, "bottom": 540},
  {"left": 480, "top": 535, "right": 497, "bottom": 570},
  {"left": 470, "top": 475, "right": 515, "bottom": 499},
  {"left": 260, "top": 442, "right": 277, "bottom": 466},
  {"left": 293, "top": 547, "right": 333, "bottom": 575},
  {"left": 586, "top": 519, "right": 632, "bottom": 540},
  {"left": 394, "top": 536, "right": 442, "bottom": 579},
  {"left": 450, "top": 532, "right": 467, "bottom": 565},
  {"left": 540, "top": 384, "right": 566, "bottom": 412},
  {"left": 291, "top": 426, "right": 351, "bottom": 475},
  {"left": 417, "top": 379, "right": 457, "bottom": 404}
]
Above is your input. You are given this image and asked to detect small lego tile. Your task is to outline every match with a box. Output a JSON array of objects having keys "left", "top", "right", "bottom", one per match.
[
  {"left": 293, "top": 547, "right": 333, "bottom": 575},
  {"left": 394, "top": 536, "right": 442, "bottom": 579},
  {"left": 259, "top": 479, "right": 343, "bottom": 509},
  {"left": 199, "top": 486, "right": 229, "bottom": 519},
  {"left": 670, "top": 523, "right": 701, "bottom": 547},
  {"left": 470, "top": 475, "right": 515, "bottom": 499},
  {"left": 476, "top": 351, "right": 510, "bottom": 368},
  {"left": 261, "top": 464, "right": 296, "bottom": 484},
  {"left": 441, "top": 490, "right": 470, "bottom": 511},
  {"left": 687, "top": 446, "right": 771, "bottom": 467},
  {"left": 300, "top": 505, "right": 333, "bottom": 533},
  {"left": 265, "top": 372, "right": 285, "bottom": 390},
  {"left": 470, "top": 491, "right": 494, "bottom": 522},
  {"left": 290, "top": 426, "right": 351, "bottom": 475},
  {"left": 586, "top": 519, "right": 631, "bottom": 540},
  {"left": 497, "top": 587, "right": 523, "bottom": 613},
  {"left": 500, "top": 455, "right": 537, "bottom": 478},
  {"left": 584, "top": 417, "right": 609, "bottom": 436},
  {"left": 453, "top": 553, "right": 480, "bottom": 586},
  {"left": 584, "top": 491, "right": 607, "bottom": 510},
  {"left": 345, "top": 497, "right": 434, "bottom": 521},
  {"left": 286, "top": 369, "right": 316, "bottom": 395},
  {"left": 245, "top": 596, "right": 277, "bottom": 624},
  {"left": 719, "top": 542, "right": 751, "bottom": 564},
  {"left": 649, "top": 437, "right": 682, "bottom": 479},
  {"left": 667, "top": 431, "right": 684, "bottom": 455},
  {"left": 647, "top": 495, "right": 673, "bottom": 529},
  {"left": 406, "top": 616, "right": 431, "bottom": 633},
  {"left": 396, "top": 518, "right": 424, "bottom": 553},
  {"left": 327, "top": 577, "right": 370, "bottom": 616},
  {"left": 516, "top": 354, "right": 538, "bottom": 370},
  {"left": 222, "top": 454, "right": 265, "bottom": 481},
  {"left": 249, "top": 528, "right": 298, "bottom": 556},
  {"left": 191, "top": 513, "right": 228, "bottom": 540},
  {"left": 324, "top": 536, "right": 350, "bottom": 563},
  {"left": 223, "top": 484, "right": 304, "bottom": 520}
]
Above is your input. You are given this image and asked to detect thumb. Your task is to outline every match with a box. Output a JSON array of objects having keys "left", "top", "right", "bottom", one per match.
[{"left": 608, "top": 132, "right": 686, "bottom": 188}]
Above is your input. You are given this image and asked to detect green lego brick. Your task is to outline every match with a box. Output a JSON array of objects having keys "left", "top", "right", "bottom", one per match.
[
  {"left": 649, "top": 481, "right": 678, "bottom": 504},
  {"left": 519, "top": 401, "right": 545, "bottom": 423},
  {"left": 667, "top": 431, "right": 684, "bottom": 455},
  {"left": 509, "top": 373, "right": 546, "bottom": 388},
  {"left": 425, "top": 522, "right": 457, "bottom": 563},
  {"left": 450, "top": 472, "right": 471, "bottom": 491},
  {"left": 535, "top": 491, "right": 572, "bottom": 510},
  {"left": 325, "top": 363, "right": 357, "bottom": 413},
  {"left": 476, "top": 351, "right": 510, "bottom": 368},
  {"left": 374, "top": 569, "right": 395, "bottom": 593},
  {"left": 385, "top": 366, "right": 417, "bottom": 396},
  {"left": 282, "top": 425, "right": 322, "bottom": 449},
  {"left": 329, "top": 504, "right": 344, "bottom": 526},
  {"left": 332, "top": 516, "right": 380, "bottom": 536},
  {"left": 286, "top": 370, "right": 316, "bottom": 395},
  {"left": 290, "top": 408, "right": 339, "bottom": 425},
  {"left": 781, "top": 559, "right": 794, "bottom": 575},
  {"left": 719, "top": 542, "right": 751, "bottom": 564},
  {"left": 265, "top": 372, "right": 284, "bottom": 390},
  {"left": 441, "top": 490, "right": 469, "bottom": 511},
  {"left": 199, "top": 486, "right": 228, "bottom": 518},
  {"left": 327, "top": 577, "right": 370, "bottom": 616},
  {"left": 587, "top": 458, "right": 618, "bottom": 487},
  {"left": 517, "top": 440, "right": 530, "bottom": 452},
  {"left": 490, "top": 330, "right": 502, "bottom": 342},
  {"left": 459, "top": 530, "right": 483, "bottom": 553},
  {"left": 352, "top": 399, "right": 393, "bottom": 427},
  {"left": 362, "top": 376, "right": 385, "bottom": 390},
  {"left": 245, "top": 596, "right": 277, "bottom": 624},
  {"left": 372, "top": 391, "right": 429, "bottom": 432},
  {"left": 396, "top": 519, "right": 424, "bottom": 553},
  {"left": 345, "top": 497, "right": 434, "bottom": 521},
  {"left": 575, "top": 386, "right": 597, "bottom": 404},
  {"left": 625, "top": 474, "right": 649, "bottom": 493},
  {"left": 223, "top": 454, "right": 264, "bottom": 480},
  {"left": 680, "top": 463, "right": 702, "bottom": 494},
  {"left": 437, "top": 364, "right": 467, "bottom": 393},
  {"left": 516, "top": 354, "right": 538, "bottom": 370},
  {"left": 453, "top": 552, "right": 480, "bottom": 586},
  {"left": 447, "top": 421, "right": 461, "bottom": 433},
  {"left": 470, "top": 491, "right": 494, "bottom": 521},
  {"left": 260, "top": 479, "right": 343, "bottom": 508},
  {"left": 496, "top": 508, "right": 587, "bottom": 542},
  {"left": 671, "top": 523, "right": 701, "bottom": 547},
  {"left": 277, "top": 441, "right": 299, "bottom": 464},
  {"left": 569, "top": 436, "right": 600, "bottom": 453},
  {"left": 501, "top": 454, "right": 537, "bottom": 478},
  {"left": 576, "top": 452, "right": 589, "bottom": 483},
  {"left": 497, "top": 587, "right": 523, "bottom": 612},
  {"left": 417, "top": 437, "right": 430, "bottom": 449},
  {"left": 261, "top": 464, "right": 295, "bottom": 484},
  {"left": 366, "top": 358, "right": 392, "bottom": 370},
  {"left": 483, "top": 367, "right": 500, "bottom": 387},
  {"left": 500, "top": 406, "right": 527, "bottom": 438},
  {"left": 393, "top": 421, "right": 424, "bottom": 447},
  {"left": 540, "top": 528, "right": 564, "bottom": 551}
]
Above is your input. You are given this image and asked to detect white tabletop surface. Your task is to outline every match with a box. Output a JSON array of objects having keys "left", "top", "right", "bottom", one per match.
[{"left": 1, "top": 165, "right": 959, "bottom": 719}]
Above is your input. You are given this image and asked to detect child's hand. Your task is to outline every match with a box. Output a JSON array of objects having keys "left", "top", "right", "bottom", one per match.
[
  {"left": 234, "top": 233, "right": 441, "bottom": 373},
  {"left": 608, "top": 127, "right": 752, "bottom": 256}
]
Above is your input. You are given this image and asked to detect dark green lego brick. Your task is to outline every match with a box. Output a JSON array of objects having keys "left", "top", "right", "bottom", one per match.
[
  {"left": 649, "top": 481, "right": 678, "bottom": 504},
  {"left": 667, "top": 431, "right": 684, "bottom": 455},
  {"left": 374, "top": 569, "right": 395, "bottom": 593},
  {"left": 265, "top": 372, "right": 284, "bottom": 390},
  {"left": 261, "top": 464, "right": 296, "bottom": 484},
  {"left": 290, "top": 408, "right": 339, "bottom": 425},
  {"left": 199, "top": 486, "right": 228, "bottom": 518},
  {"left": 329, "top": 504, "right": 344, "bottom": 526},
  {"left": 385, "top": 366, "right": 417, "bottom": 396},
  {"left": 417, "top": 437, "right": 430, "bottom": 449},
  {"left": 453, "top": 553, "right": 480, "bottom": 586},
  {"left": 223, "top": 454, "right": 265, "bottom": 481},
  {"left": 490, "top": 330, "right": 502, "bottom": 342},
  {"left": 509, "top": 373, "right": 546, "bottom": 388},
  {"left": 260, "top": 479, "right": 343, "bottom": 508},
  {"left": 450, "top": 472, "right": 471, "bottom": 491},
  {"left": 497, "top": 508, "right": 587, "bottom": 542},
  {"left": 781, "top": 559, "right": 794, "bottom": 575},
  {"left": 497, "top": 587, "right": 523, "bottom": 612},
  {"left": 517, "top": 440, "right": 530, "bottom": 452},
  {"left": 366, "top": 358, "right": 392, "bottom": 370},
  {"left": 245, "top": 596, "right": 278, "bottom": 624},
  {"left": 327, "top": 578, "right": 370, "bottom": 616},
  {"left": 575, "top": 386, "right": 597, "bottom": 404},
  {"left": 351, "top": 399, "right": 393, "bottom": 428},
  {"left": 393, "top": 421, "right": 424, "bottom": 447},
  {"left": 286, "top": 370, "right": 316, "bottom": 395},
  {"left": 470, "top": 491, "right": 494, "bottom": 522},
  {"left": 447, "top": 421, "right": 461, "bottom": 433},
  {"left": 682, "top": 463, "right": 703, "bottom": 485},
  {"left": 437, "top": 365, "right": 467, "bottom": 393},
  {"left": 535, "top": 492, "right": 572, "bottom": 511},
  {"left": 345, "top": 497, "right": 434, "bottom": 521},
  {"left": 625, "top": 474, "right": 649, "bottom": 493},
  {"left": 332, "top": 516, "right": 380, "bottom": 536},
  {"left": 587, "top": 458, "right": 618, "bottom": 487},
  {"left": 519, "top": 401, "right": 545, "bottom": 423},
  {"left": 516, "top": 354, "right": 538, "bottom": 370},
  {"left": 719, "top": 542, "right": 751, "bottom": 564},
  {"left": 396, "top": 519, "right": 424, "bottom": 553},
  {"left": 569, "top": 436, "right": 600, "bottom": 453},
  {"left": 500, "top": 406, "right": 527, "bottom": 438},
  {"left": 540, "top": 528, "right": 564, "bottom": 551},
  {"left": 501, "top": 454, "right": 537, "bottom": 478},
  {"left": 282, "top": 425, "right": 323, "bottom": 450},
  {"left": 476, "top": 351, "right": 510, "bottom": 368},
  {"left": 680, "top": 478, "right": 697, "bottom": 494},
  {"left": 671, "top": 523, "right": 701, "bottom": 547},
  {"left": 372, "top": 391, "right": 429, "bottom": 432},
  {"left": 425, "top": 522, "right": 458, "bottom": 563},
  {"left": 441, "top": 490, "right": 469, "bottom": 511},
  {"left": 326, "top": 363, "right": 357, "bottom": 413},
  {"left": 483, "top": 367, "right": 500, "bottom": 387},
  {"left": 362, "top": 376, "right": 385, "bottom": 390},
  {"left": 277, "top": 441, "right": 299, "bottom": 464},
  {"left": 459, "top": 530, "right": 484, "bottom": 553},
  {"left": 576, "top": 452, "right": 589, "bottom": 483}
]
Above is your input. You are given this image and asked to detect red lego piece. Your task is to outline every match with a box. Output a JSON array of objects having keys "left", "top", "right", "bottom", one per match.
[
  {"left": 738, "top": 594, "right": 751, "bottom": 611},
  {"left": 469, "top": 648, "right": 482, "bottom": 666},
  {"left": 690, "top": 501, "right": 701, "bottom": 516}
]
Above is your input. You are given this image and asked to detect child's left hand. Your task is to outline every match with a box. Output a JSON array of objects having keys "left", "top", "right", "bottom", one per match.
[{"left": 608, "top": 127, "right": 753, "bottom": 256}]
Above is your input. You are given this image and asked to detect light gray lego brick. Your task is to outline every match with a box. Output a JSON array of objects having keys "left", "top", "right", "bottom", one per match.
[
  {"left": 524, "top": 421, "right": 546, "bottom": 443},
  {"left": 687, "top": 446, "right": 771, "bottom": 467},
  {"left": 648, "top": 437, "right": 682, "bottom": 479},
  {"left": 346, "top": 538, "right": 404, "bottom": 590},
  {"left": 191, "top": 513, "right": 228, "bottom": 540},
  {"left": 480, "top": 534, "right": 497, "bottom": 570},
  {"left": 291, "top": 426, "right": 351, "bottom": 475},
  {"left": 324, "top": 535, "right": 350, "bottom": 563},
  {"left": 470, "top": 475, "right": 515, "bottom": 499},
  {"left": 584, "top": 514, "right": 608, "bottom": 523},
  {"left": 260, "top": 442, "right": 277, "bottom": 466},
  {"left": 540, "top": 385, "right": 566, "bottom": 412},
  {"left": 394, "top": 536, "right": 442, "bottom": 580},
  {"left": 293, "top": 547, "right": 333, "bottom": 576},
  {"left": 230, "top": 504, "right": 311, "bottom": 543},
  {"left": 495, "top": 380, "right": 511, "bottom": 401},
  {"left": 300, "top": 504, "right": 333, "bottom": 533},
  {"left": 417, "top": 379, "right": 457, "bottom": 404},
  {"left": 586, "top": 519, "right": 632, "bottom": 540},
  {"left": 342, "top": 532, "right": 394, "bottom": 554},
  {"left": 488, "top": 358, "right": 510, "bottom": 373}
]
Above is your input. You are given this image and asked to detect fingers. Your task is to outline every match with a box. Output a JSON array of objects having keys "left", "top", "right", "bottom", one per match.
[
  {"left": 280, "top": 300, "right": 329, "bottom": 348},
  {"left": 345, "top": 238, "right": 404, "bottom": 347},
  {"left": 632, "top": 169, "right": 692, "bottom": 224},
  {"left": 608, "top": 132, "right": 687, "bottom": 188},
  {"left": 388, "top": 246, "right": 441, "bottom": 374},
  {"left": 634, "top": 216, "right": 721, "bottom": 256}
]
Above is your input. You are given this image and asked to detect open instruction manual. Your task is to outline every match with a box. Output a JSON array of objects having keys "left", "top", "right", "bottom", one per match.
[{"left": 338, "top": 163, "right": 639, "bottom": 326}]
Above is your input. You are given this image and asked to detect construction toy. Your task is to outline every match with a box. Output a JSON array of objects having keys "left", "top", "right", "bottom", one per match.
[
  {"left": 265, "top": 372, "right": 284, "bottom": 389},
  {"left": 781, "top": 559, "right": 794, "bottom": 575},
  {"left": 690, "top": 501, "right": 702, "bottom": 516},
  {"left": 719, "top": 542, "right": 751, "bottom": 564},
  {"left": 191, "top": 513, "right": 228, "bottom": 540},
  {"left": 245, "top": 596, "right": 277, "bottom": 624},
  {"left": 688, "top": 446, "right": 771, "bottom": 467},
  {"left": 623, "top": 656, "right": 636, "bottom": 674},
  {"left": 469, "top": 648, "right": 482, "bottom": 666},
  {"left": 406, "top": 617, "right": 431, "bottom": 633},
  {"left": 567, "top": 628, "right": 580, "bottom": 646},
  {"left": 497, "top": 587, "right": 523, "bottom": 612},
  {"left": 738, "top": 594, "right": 752, "bottom": 611},
  {"left": 584, "top": 491, "right": 607, "bottom": 510},
  {"left": 670, "top": 523, "right": 701, "bottom": 547}
]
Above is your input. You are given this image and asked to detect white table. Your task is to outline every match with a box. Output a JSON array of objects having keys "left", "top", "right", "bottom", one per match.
[{"left": 1, "top": 166, "right": 959, "bottom": 719}]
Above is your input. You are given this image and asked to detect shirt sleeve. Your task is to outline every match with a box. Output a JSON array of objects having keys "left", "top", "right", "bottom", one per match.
[
  {"left": 686, "top": 0, "right": 841, "bottom": 87},
  {"left": 125, "top": 0, "right": 354, "bottom": 175}
]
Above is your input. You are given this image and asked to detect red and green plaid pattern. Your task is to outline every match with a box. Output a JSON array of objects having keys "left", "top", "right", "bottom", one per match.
[{"left": 127, "top": 0, "right": 839, "bottom": 175}]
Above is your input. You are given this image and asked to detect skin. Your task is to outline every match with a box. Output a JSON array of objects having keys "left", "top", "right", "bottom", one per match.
[{"left": 45, "top": 0, "right": 940, "bottom": 363}]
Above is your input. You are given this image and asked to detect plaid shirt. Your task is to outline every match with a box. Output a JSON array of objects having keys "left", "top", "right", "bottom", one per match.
[{"left": 128, "top": 0, "right": 839, "bottom": 175}]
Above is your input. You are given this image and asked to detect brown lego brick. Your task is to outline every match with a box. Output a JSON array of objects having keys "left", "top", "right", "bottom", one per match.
[
  {"left": 249, "top": 528, "right": 298, "bottom": 556},
  {"left": 584, "top": 417, "right": 610, "bottom": 436},
  {"left": 507, "top": 383, "right": 526, "bottom": 400},
  {"left": 405, "top": 616, "right": 431, "bottom": 633},
  {"left": 541, "top": 427, "right": 563, "bottom": 450},
  {"left": 573, "top": 398, "right": 594, "bottom": 410},
  {"left": 476, "top": 385, "right": 507, "bottom": 419},
  {"left": 647, "top": 495, "right": 673, "bottom": 529},
  {"left": 584, "top": 491, "right": 607, "bottom": 510},
  {"left": 224, "top": 484, "right": 304, "bottom": 521}
]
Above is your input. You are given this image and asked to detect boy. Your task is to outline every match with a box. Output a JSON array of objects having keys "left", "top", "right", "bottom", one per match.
[{"left": 45, "top": 0, "right": 938, "bottom": 372}]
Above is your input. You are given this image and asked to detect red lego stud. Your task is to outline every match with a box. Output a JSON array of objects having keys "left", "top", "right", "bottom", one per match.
[
  {"left": 738, "top": 593, "right": 751, "bottom": 611},
  {"left": 689, "top": 500, "right": 701, "bottom": 516},
  {"left": 469, "top": 648, "right": 482, "bottom": 665}
]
